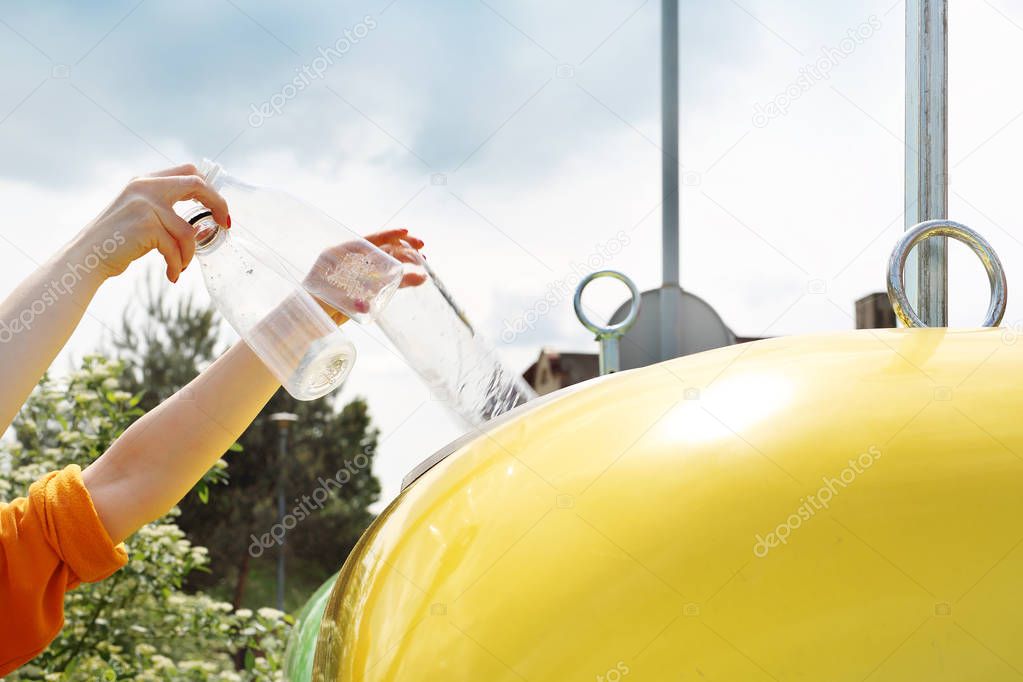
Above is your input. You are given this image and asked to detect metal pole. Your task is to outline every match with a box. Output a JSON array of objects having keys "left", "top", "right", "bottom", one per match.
[
  {"left": 275, "top": 427, "right": 287, "bottom": 611},
  {"left": 660, "top": 0, "right": 682, "bottom": 359},
  {"left": 905, "top": 0, "right": 948, "bottom": 326},
  {"left": 269, "top": 412, "right": 298, "bottom": 612}
]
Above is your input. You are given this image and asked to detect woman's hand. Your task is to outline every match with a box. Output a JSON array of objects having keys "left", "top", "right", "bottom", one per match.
[
  {"left": 71, "top": 163, "right": 230, "bottom": 284},
  {"left": 308, "top": 228, "right": 427, "bottom": 324},
  {"left": 364, "top": 228, "right": 428, "bottom": 288}
]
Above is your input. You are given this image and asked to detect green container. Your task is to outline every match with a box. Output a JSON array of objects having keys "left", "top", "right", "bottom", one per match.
[{"left": 284, "top": 571, "right": 339, "bottom": 681}]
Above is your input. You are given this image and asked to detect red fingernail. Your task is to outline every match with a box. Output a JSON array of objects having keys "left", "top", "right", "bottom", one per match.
[{"left": 226, "top": 214, "right": 232, "bottom": 228}]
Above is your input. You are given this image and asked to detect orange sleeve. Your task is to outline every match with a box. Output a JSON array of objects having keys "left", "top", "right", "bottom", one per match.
[{"left": 0, "top": 465, "right": 128, "bottom": 676}]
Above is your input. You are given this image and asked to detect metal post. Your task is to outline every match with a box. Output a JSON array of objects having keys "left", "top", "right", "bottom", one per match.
[
  {"left": 660, "top": 0, "right": 683, "bottom": 359},
  {"left": 905, "top": 0, "right": 948, "bottom": 326},
  {"left": 269, "top": 412, "right": 298, "bottom": 612}
]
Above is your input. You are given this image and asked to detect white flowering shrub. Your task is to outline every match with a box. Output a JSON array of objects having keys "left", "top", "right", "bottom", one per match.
[{"left": 1, "top": 356, "right": 292, "bottom": 681}]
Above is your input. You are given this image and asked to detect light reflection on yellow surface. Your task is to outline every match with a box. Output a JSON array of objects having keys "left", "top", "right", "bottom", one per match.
[{"left": 657, "top": 371, "right": 795, "bottom": 445}]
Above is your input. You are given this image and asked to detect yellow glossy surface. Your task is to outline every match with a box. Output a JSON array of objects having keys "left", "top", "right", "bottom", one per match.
[{"left": 314, "top": 329, "right": 1023, "bottom": 681}]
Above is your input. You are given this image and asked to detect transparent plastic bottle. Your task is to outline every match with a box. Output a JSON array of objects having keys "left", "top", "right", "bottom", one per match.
[
  {"left": 376, "top": 246, "right": 536, "bottom": 428},
  {"left": 197, "top": 159, "right": 403, "bottom": 323},
  {"left": 186, "top": 205, "right": 356, "bottom": 401}
]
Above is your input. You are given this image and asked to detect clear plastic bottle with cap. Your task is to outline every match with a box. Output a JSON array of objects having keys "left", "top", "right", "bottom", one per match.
[
  {"left": 196, "top": 159, "right": 403, "bottom": 324},
  {"left": 185, "top": 204, "right": 356, "bottom": 401}
]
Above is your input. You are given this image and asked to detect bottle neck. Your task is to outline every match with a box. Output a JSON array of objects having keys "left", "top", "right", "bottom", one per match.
[
  {"left": 196, "top": 223, "right": 228, "bottom": 254},
  {"left": 184, "top": 206, "right": 227, "bottom": 254}
]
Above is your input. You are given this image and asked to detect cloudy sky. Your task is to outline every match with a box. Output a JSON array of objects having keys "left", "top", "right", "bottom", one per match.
[{"left": 2, "top": 0, "right": 1022, "bottom": 503}]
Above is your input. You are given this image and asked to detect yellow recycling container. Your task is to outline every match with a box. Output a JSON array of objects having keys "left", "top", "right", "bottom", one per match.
[{"left": 313, "top": 328, "right": 1023, "bottom": 681}]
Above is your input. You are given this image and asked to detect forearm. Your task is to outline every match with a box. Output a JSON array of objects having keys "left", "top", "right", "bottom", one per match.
[
  {"left": 83, "top": 340, "right": 280, "bottom": 543},
  {"left": 0, "top": 237, "right": 105, "bottom": 429}
]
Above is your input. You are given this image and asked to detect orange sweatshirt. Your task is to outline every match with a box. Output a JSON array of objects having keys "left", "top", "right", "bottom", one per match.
[{"left": 0, "top": 465, "right": 127, "bottom": 675}]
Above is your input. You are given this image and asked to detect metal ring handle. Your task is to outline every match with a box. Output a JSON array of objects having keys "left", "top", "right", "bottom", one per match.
[
  {"left": 573, "top": 270, "right": 641, "bottom": 338},
  {"left": 887, "top": 219, "right": 1007, "bottom": 328}
]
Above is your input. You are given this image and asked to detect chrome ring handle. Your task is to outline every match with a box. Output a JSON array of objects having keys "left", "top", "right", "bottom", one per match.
[
  {"left": 574, "top": 270, "right": 642, "bottom": 376},
  {"left": 573, "top": 270, "right": 641, "bottom": 338},
  {"left": 887, "top": 219, "right": 1007, "bottom": 328}
]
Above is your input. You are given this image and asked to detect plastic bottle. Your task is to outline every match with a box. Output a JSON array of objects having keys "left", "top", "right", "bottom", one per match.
[
  {"left": 196, "top": 159, "right": 403, "bottom": 323},
  {"left": 186, "top": 205, "right": 356, "bottom": 401},
  {"left": 375, "top": 245, "right": 536, "bottom": 428}
]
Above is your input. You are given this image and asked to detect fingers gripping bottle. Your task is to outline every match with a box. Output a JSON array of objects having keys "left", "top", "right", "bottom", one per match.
[
  {"left": 186, "top": 205, "right": 355, "bottom": 401},
  {"left": 197, "top": 159, "right": 403, "bottom": 323}
]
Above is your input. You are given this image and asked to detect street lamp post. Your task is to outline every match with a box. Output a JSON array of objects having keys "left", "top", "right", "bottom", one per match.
[{"left": 269, "top": 411, "right": 298, "bottom": 612}]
